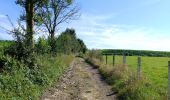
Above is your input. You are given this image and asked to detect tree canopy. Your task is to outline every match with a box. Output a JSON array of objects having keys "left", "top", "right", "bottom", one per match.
[{"left": 56, "top": 28, "right": 87, "bottom": 54}]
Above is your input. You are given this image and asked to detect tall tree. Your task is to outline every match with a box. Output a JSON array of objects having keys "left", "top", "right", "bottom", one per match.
[
  {"left": 16, "top": 0, "right": 48, "bottom": 49},
  {"left": 77, "top": 38, "right": 87, "bottom": 53},
  {"left": 56, "top": 28, "right": 86, "bottom": 54},
  {"left": 37, "top": 0, "right": 79, "bottom": 52},
  {"left": 16, "top": 0, "right": 34, "bottom": 49}
]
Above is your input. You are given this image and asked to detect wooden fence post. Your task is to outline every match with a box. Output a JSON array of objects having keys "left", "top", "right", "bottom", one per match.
[
  {"left": 137, "top": 56, "right": 141, "bottom": 78},
  {"left": 168, "top": 61, "right": 170, "bottom": 100},
  {"left": 112, "top": 54, "right": 115, "bottom": 66},
  {"left": 123, "top": 53, "right": 126, "bottom": 65},
  {"left": 106, "top": 54, "right": 107, "bottom": 64}
]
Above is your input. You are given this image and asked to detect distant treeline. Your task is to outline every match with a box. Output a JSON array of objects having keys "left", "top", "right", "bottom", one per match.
[
  {"left": 102, "top": 49, "right": 170, "bottom": 57},
  {"left": 0, "top": 40, "right": 14, "bottom": 46},
  {"left": 0, "top": 40, "right": 14, "bottom": 55},
  {"left": 0, "top": 40, "right": 14, "bottom": 49}
]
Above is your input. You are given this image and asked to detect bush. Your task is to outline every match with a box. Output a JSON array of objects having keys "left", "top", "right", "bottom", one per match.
[
  {"left": 85, "top": 49, "right": 103, "bottom": 61},
  {"left": 0, "top": 54, "right": 74, "bottom": 99},
  {"left": 56, "top": 28, "right": 87, "bottom": 54},
  {"left": 35, "top": 37, "right": 50, "bottom": 54},
  {"left": 0, "top": 55, "right": 39, "bottom": 99},
  {"left": 84, "top": 50, "right": 104, "bottom": 68}
]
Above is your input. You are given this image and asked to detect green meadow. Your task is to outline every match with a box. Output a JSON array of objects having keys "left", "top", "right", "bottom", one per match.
[{"left": 104, "top": 55, "right": 169, "bottom": 97}]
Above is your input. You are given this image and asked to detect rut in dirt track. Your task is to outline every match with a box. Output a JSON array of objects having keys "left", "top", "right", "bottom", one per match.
[{"left": 40, "top": 58, "right": 116, "bottom": 100}]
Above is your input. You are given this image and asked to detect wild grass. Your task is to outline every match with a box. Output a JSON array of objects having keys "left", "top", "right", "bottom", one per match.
[
  {"left": 0, "top": 54, "right": 74, "bottom": 99},
  {"left": 85, "top": 50, "right": 168, "bottom": 100},
  {"left": 104, "top": 55, "right": 168, "bottom": 99},
  {"left": 36, "top": 54, "right": 74, "bottom": 87}
]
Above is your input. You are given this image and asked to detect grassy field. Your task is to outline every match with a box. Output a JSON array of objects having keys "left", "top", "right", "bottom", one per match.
[
  {"left": 104, "top": 55, "right": 169, "bottom": 97},
  {"left": 0, "top": 40, "right": 13, "bottom": 46}
]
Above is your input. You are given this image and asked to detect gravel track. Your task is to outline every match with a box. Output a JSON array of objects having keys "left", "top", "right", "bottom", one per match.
[{"left": 40, "top": 58, "right": 116, "bottom": 100}]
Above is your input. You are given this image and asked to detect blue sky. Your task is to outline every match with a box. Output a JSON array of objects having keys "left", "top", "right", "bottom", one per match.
[{"left": 0, "top": 0, "right": 170, "bottom": 51}]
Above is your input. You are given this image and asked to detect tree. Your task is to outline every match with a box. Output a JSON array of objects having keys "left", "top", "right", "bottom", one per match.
[
  {"left": 15, "top": 0, "right": 48, "bottom": 49},
  {"left": 16, "top": 0, "right": 34, "bottom": 49},
  {"left": 77, "top": 38, "right": 87, "bottom": 53},
  {"left": 35, "top": 36, "right": 50, "bottom": 54},
  {"left": 37, "top": 0, "right": 79, "bottom": 52},
  {"left": 56, "top": 28, "right": 86, "bottom": 54},
  {"left": 11, "top": 0, "right": 48, "bottom": 66}
]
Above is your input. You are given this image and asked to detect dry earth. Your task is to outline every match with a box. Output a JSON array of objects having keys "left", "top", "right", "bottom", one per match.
[{"left": 40, "top": 58, "right": 116, "bottom": 100}]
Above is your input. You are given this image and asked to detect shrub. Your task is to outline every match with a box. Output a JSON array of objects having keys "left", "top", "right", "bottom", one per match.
[
  {"left": 85, "top": 49, "right": 103, "bottom": 61},
  {"left": 56, "top": 28, "right": 87, "bottom": 54},
  {"left": 35, "top": 36, "right": 50, "bottom": 54},
  {"left": 0, "top": 54, "right": 74, "bottom": 99},
  {"left": 0, "top": 55, "right": 39, "bottom": 99}
]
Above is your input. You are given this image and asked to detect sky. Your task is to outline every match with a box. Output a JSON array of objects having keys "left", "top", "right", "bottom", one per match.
[{"left": 0, "top": 0, "right": 170, "bottom": 51}]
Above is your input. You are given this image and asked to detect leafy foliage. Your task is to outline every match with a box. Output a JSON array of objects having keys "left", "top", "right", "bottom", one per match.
[
  {"left": 0, "top": 0, "right": 81, "bottom": 99},
  {"left": 36, "top": 0, "right": 78, "bottom": 51},
  {"left": 0, "top": 40, "right": 13, "bottom": 55},
  {"left": 34, "top": 28, "right": 87, "bottom": 55},
  {"left": 56, "top": 28, "right": 87, "bottom": 54},
  {"left": 77, "top": 38, "right": 87, "bottom": 54},
  {"left": 0, "top": 54, "right": 73, "bottom": 99},
  {"left": 85, "top": 49, "right": 103, "bottom": 61},
  {"left": 4, "top": 28, "right": 36, "bottom": 68},
  {"left": 35, "top": 36, "right": 50, "bottom": 54}
]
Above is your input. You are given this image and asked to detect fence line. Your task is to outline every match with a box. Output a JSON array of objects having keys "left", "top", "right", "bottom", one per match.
[
  {"left": 105, "top": 54, "right": 107, "bottom": 64},
  {"left": 103, "top": 54, "right": 170, "bottom": 99},
  {"left": 123, "top": 54, "right": 126, "bottom": 65},
  {"left": 137, "top": 56, "right": 141, "bottom": 78},
  {"left": 112, "top": 54, "right": 115, "bottom": 66}
]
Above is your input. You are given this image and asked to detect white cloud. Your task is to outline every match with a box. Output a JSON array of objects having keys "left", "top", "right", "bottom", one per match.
[
  {"left": 66, "top": 13, "right": 170, "bottom": 51},
  {"left": 1, "top": 12, "right": 169, "bottom": 51}
]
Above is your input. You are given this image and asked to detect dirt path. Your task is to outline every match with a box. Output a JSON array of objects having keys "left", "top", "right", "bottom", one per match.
[{"left": 40, "top": 58, "right": 116, "bottom": 100}]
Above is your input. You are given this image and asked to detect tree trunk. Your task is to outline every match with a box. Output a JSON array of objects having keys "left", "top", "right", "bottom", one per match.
[
  {"left": 50, "top": 31, "right": 55, "bottom": 53},
  {"left": 25, "top": 0, "right": 34, "bottom": 49}
]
